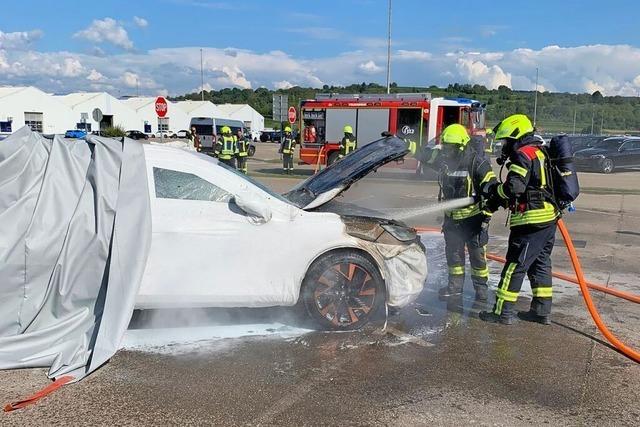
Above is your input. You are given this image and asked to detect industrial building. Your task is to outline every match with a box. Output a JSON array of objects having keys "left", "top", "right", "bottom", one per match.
[
  {"left": 0, "top": 86, "right": 265, "bottom": 137},
  {"left": 216, "top": 104, "right": 265, "bottom": 134},
  {"left": 55, "top": 92, "right": 142, "bottom": 133},
  {"left": 0, "top": 86, "right": 74, "bottom": 134}
]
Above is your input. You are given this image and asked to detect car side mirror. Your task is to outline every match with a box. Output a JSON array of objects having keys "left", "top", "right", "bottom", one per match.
[{"left": 233, "top": 191, "right": 272, "bottom": 224}]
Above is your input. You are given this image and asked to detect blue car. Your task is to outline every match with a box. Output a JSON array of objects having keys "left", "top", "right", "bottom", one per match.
[{"left": 64, "top": 130, "right": 87, "bottom": 138}]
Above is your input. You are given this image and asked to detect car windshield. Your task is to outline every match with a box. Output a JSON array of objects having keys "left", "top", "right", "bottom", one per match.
[
  {"left": 216, "top": 160, "right": 293, "bottom": 205},
  {"left": 593, "top": 138, "right": 624, "bottom": 149}
]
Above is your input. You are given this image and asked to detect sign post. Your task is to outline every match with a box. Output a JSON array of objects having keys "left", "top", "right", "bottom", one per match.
[
  {"left": 272, "top": 94, "right": 288, "bottom": 130},
  {"left": 155, "top": 96, "right": 168, "bottom": 141}
]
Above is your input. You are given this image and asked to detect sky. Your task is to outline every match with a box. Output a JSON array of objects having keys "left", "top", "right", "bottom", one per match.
[{"left": 1, "top": 0, "right": 640, "bottom": 96}]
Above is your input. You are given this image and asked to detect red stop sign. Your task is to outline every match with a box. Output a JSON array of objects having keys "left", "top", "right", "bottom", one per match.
[
  {"left": 288, "top": 106, "right": 296, "bottom": 124},
  {"left": 155, "top": 96, "right": 168, "bottom": 118}
]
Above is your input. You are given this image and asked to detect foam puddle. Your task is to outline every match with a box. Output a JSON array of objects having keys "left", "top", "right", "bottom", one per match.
[{"left": 121, "top": 323, "right": 312, "bottom": 354}]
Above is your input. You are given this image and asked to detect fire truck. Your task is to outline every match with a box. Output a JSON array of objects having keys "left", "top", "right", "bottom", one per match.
[{"left": 298, "top": 93, "right": 487, "bottom": 168}]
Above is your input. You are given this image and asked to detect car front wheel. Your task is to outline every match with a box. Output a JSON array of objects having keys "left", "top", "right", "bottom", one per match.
[
  {"left": 302, "top": 251, "right": 385, "bottom": 330},
  {"left": 600, "top": 158, "right": 614, "bottom": 174},
  {"left": 248, "top": 145, "right": 256, "bottom": 157}
]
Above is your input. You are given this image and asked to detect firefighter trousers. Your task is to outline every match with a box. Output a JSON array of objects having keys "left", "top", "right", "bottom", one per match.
[
  {"left": 283, "top": 153, "right": 294, "bottom": 172},
  {"left": 492, "top": 222, "right": 556, "bottom": 317},
  {"left": 237, "top": 156, "right": 247, "bottom": 174},
  {"left": 219, "top": 158, "right": 236, "bottom": 169},
  {"left": 443, "top": 215, "right": 490, "bottom": 292}
]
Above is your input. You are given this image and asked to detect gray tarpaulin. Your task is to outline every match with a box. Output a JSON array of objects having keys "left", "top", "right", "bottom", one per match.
[{"left": 0, "top": 127, "right": 151, "bottom": 381}]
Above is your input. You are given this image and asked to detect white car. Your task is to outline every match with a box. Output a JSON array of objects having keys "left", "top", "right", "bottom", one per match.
[
  {"left": 175, "top": 129, "right": 190, "bottom": 139},
  {"left": 137, "top": 136, "right": 427, "bottom": 330}
]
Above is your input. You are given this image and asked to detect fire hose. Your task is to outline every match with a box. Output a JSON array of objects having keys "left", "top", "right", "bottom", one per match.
[{"left": 415, "top": 220, "right": 640, "bottom": 363}]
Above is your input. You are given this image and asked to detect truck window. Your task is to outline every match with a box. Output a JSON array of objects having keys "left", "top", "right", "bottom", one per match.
[
  {"left": 396, "top": 109, "right": 421, "bottom": 141},
  {"left": 302, "top": 109, "right": 326, "bottom": 144},
  {"left": 153, "top": 167, "right": 231, "bottom": 202}
]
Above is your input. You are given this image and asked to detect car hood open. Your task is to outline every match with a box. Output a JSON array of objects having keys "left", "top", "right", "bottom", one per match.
[{"left": 283, "top": 136, "right": 410, "bottom": 210}]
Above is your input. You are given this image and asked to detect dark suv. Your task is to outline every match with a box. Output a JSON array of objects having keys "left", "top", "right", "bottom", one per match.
[
  {"left": 574, "top": 137, "right": 640, "bottom": 173},
  {"left": 126, "top": 130, "right": 149, "bottom": 140}
]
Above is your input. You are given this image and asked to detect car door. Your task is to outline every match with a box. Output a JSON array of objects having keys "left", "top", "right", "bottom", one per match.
[
  {"left": 621, "top": 141, "right": 640, "bottom": 167},
  {"left": 138, "top": 156, "right": 298, "bottom": 309}
]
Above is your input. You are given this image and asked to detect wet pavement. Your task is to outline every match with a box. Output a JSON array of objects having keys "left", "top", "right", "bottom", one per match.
[{"left": 1, "top": 151, "right": 639, "bottom": 426}]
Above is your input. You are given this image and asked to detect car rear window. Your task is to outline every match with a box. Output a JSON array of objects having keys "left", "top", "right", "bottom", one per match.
[{"left": 153, "top": 167, "right": 231, "bottom": 202}]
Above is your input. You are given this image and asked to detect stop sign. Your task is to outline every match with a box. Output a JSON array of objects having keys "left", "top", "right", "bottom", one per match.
[
  {"left": 288, "top": 106, "right": 296, "bottom": 124},
  {"left": 155, "top": 96, "right": 168, "bottom": 118}
]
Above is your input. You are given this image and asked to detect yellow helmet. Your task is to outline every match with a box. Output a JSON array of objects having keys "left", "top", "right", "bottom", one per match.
[
  {"left": 343, "top": 125, "right": 353, "bottom": 134},
  {"left": 494, "top": 114, "right": 533, "bottom": 140},
  {"left": 284, "top": 126, "right": 292, "bottom": 133},
  {"left": 440, "top": 124, "right": 470, "bottom": 146},
  {"left": 221, "top": 126, "right": 231, "bottom": 134}
]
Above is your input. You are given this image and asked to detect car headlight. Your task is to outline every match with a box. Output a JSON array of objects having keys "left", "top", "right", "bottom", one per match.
[
  {"left": 590, "top": 154, "right": 605, "bottom": 159},
  {"left": 381, "top": 223, "right": 417, "bottom": 242}
]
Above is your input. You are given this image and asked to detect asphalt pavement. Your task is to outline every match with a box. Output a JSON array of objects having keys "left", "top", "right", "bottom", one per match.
[{"left": 1, "top": 142, "right": 638, "bottom": 426}]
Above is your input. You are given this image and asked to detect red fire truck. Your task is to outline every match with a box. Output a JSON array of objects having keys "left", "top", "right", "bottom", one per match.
[{"left": 298, "top": 93, "right": 487, "bottom": 167}]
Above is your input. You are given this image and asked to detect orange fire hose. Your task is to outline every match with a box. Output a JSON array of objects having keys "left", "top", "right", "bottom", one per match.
[
  {"left": 314, "top": 146, "right": 325, "bottom": 174},
  {"left": 415, "top": 222, "right": 640, "bottom": 363}
]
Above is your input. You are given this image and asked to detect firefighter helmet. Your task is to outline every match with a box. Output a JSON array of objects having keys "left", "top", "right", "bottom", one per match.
[
  {"left": 284, "top": 126, "right": 292, "bottom": 133},
  {"left": 343, "top": 125, "right": 353, "bottom": 134},
  {"left": 493, "top": 114, "right": 534, "bottom": 140},
  {"left": 440, "top": 124, "right": 470, "bottom": 146},
  {"left": 221, "top": 126, "right": 231, "bottom": 134}
]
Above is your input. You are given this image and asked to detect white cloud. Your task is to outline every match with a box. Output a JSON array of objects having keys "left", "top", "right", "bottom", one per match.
[
  {"left": 456, "top": 58, "right": 511, "bottom": 89},
  {"left": 274, "top": 80, "right": 294, "bottom": 89},
  {"left": 0, "top": 29, "right": 43, "bottom": 50},
  {"left": 74, "top": 18, "right": 134, "bottom": 50},
  {"left": 1, "top": 39, "right": 640, "bottom": 97},
  {"left": 133, "top": 16, "right": 148, "bottom": 28},
  {"left": 358, "top": 60, "right": 383, "bottom": 74},
  {"left": 87, "top": 69, "right": 104, "bottom": 81},
  {"left": 396, "top": 50, "right": 432, "bottom": 61}
]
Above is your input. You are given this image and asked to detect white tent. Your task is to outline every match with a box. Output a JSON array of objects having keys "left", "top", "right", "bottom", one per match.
[
  {"left": 55, "top": 92, "right": 142, "bottom": 133},
  {"left": 175, "top": 100, "right": 228, "bottom": 120},
  {"left": 123, "top": 97, "right": 190, "bottom": 135},
  {"left": 0, "top": 86, "right": 74, "bottom": 135},
  {"left": 216, "top": 104, "right": 265, "bottom": 133}
]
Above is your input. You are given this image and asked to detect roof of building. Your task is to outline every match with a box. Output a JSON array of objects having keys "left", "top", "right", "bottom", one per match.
[
  {"left": 174, "top": 100, "right": 218, "bottom": 114},
  {"left": 122, "top": 97, "right": 157, "bottom": 111},
  {"left": 0, "top": 86, "right": 35, "bottom": 100},
  {"left": 55, "top": 92, "right": 112, "bottom": 107}
]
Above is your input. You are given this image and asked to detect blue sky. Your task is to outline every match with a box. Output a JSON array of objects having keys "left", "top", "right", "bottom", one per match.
[{"left": 1, "top": 0, "right": 639, "bottom": 95}]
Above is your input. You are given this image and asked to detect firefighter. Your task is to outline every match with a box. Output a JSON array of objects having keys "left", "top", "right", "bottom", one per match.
[
  {"left": 485, "top": 128, "right": 495, "bottom": 154},
  {"left": 479, "top": 114, "right": 559, "bottom": 325},
  {"left": 416, "top": 124, "right": 497, "bottom": 302},
  {"left": 236, "top": 129, "right": 249, "bottom": 174},
  {"left": 215, "top": 126, "right": 237, "bottom": 168},
  {"left": 338, "top": 125, "right": 357, "bottom": 159},
  {"left": 189, "top": 126, "right": 201, "bottom": 151},
  {"left": 281, "top": 126, "right": 295, "bottom": 174}
]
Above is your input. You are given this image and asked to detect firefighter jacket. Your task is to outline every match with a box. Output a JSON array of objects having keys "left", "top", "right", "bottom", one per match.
[
  {"left": 495, "top": 136, "right": 560, "bottom": 228},
  {"left": 215, "top": 135, "right": 237, "bottom": 160},
  {"left": 424, "top": 147, "right": 497, "bottom": 221},
  {"left": 339, "top": 134, "right": 357, "bottom": 157},
  {"left": 282, "top": 136, "right": 295, "bottom": 154},
  {"left": 236, "top": 137, "right": 250, "bottom": 157}
]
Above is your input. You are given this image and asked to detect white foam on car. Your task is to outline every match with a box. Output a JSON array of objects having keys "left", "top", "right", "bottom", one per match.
[{"left": 121, "top": 323, "right": 312, "bottom": 355}]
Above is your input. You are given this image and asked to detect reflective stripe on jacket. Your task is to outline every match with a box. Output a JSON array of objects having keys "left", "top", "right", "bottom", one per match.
[
  {"left": 496, "top": 139, "right": 559, "bottom": 228},
  {"left": 282, "top": 137, "right": 295, "bottom": 154}
]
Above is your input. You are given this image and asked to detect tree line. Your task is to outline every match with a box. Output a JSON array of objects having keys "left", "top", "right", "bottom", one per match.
[{"left": 172, "top": 82, "right": 640, "bottom": 135}]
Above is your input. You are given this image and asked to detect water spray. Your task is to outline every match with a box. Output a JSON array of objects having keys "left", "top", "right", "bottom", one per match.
[{"left": 388, "top": 197, "right": 476, "bottom": 221}]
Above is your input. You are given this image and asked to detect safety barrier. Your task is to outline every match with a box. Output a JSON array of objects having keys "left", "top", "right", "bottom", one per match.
[{"left": 415, "top": 222, "right": 640, "bottom": 363}]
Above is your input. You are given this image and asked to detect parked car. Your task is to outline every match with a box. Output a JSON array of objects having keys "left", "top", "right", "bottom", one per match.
[
  {"left": 64, "top": 129, "right": 87, "bottom": 138},
  {"left": 125, "top": 130, "right": 149, "bottom": 140},
  {"left": 176, "top": 130, "right": 190, "bottom": 139},
  {"left": 574, "top": 137, "right": 640, "bottom": 173},
  {"left": 260, "top": 130, "right": 281, "bottom": 143},
  {"left": 137, "top": 135, "right": 426, "bottom": 330},
  {"left": 156, "top": 131, "right": 178, "bottom": 139},
  {"left": 567, "top": 135, "right": 607, "bottom": 154}
]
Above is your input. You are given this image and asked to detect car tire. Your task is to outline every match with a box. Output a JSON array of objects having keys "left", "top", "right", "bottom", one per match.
[
  {"left": 301, "top": 251, "right": 385, "bottom": 330},
  {"left": 601, "top": 158, "right": 614, "bottom": 174},
  {"left": 327, "top": 151, "right": 339, "bottom": 166},
  {"left": 248, "top": 145, "right": 256, "bottom": 157}
]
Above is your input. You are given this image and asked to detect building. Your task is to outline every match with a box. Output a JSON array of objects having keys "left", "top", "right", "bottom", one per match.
[
  {"left": 123, "top": 97, "right": 190, "bottom": 135},
  {"left": 216, "top": 104, "right": 265, "bottom": 133},
  {"left": 55, "top": 92, "right": 142, "bottom": 133},
  {"left": 0, "top": 86, "right": 74, "bottom": 134},
  {"left": 174, "top": 100, "right": 227, "bottom": 120}
]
